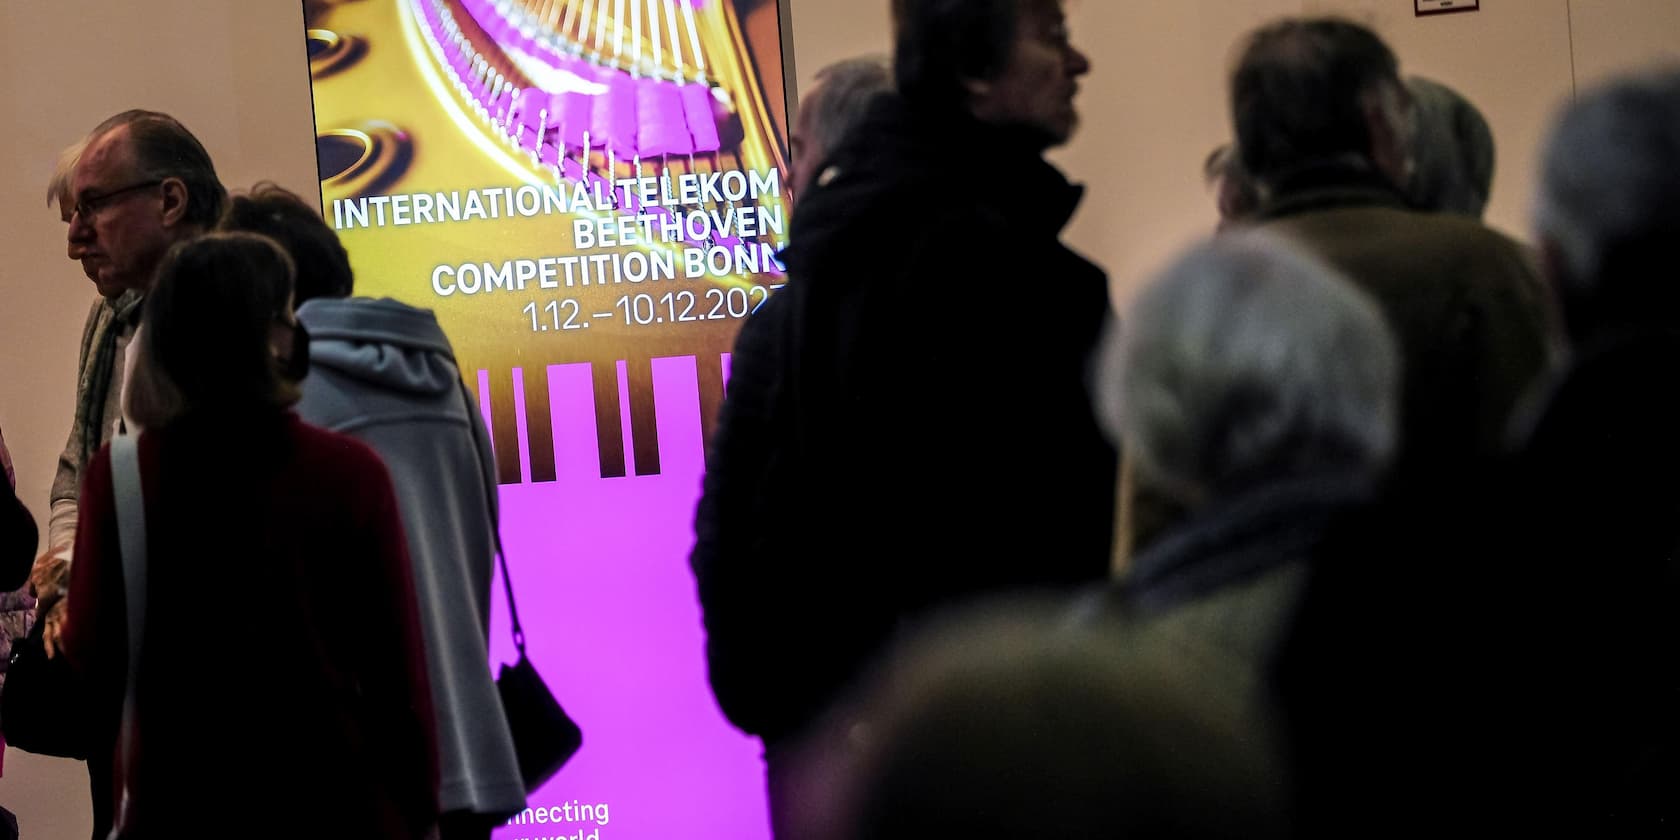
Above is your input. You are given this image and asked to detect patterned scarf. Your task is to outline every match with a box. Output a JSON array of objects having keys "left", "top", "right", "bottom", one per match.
[{"left": 76, "top": 289, "right": 145, "bottom": 465}]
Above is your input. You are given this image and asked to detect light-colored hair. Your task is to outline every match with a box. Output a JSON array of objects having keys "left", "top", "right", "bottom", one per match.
[
  {"left": 1406, "top": 76, "right": 1494, "bottom": 217},
  {"left": 127, "top": 232, "right": 299, "bottom": 429},
  {"left": 1534, "top": 66, "right": 1680, "bottom": 336},
  {"left": 46, "top": 140, "right": 86, "bottom": 208},
  {"left": 805, "top": 57, "right": 893, "bottom": 161},
  {"left": 1097, "top": 233, "right": 1400, "bottom": 505}
]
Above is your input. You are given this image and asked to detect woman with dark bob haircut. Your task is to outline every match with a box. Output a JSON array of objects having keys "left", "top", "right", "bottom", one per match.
[{"left": 63, "top": 232, "right": 439, "bottom": 838}]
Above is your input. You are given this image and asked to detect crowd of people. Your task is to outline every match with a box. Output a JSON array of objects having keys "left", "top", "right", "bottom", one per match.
[
  {"left": 694, "top": 2, "right": 1677, "bottom": 838},
  {"left": 0, "top": 0, "right": 1674, "bottom": 837},
  {"left": 7, "top": 110, "right": 522, "bottom": 838}
]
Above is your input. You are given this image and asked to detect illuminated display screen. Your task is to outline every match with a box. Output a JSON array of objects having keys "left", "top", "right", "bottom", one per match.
[{"left": 302, "top": 0, "right": 793, "bottom": 836}]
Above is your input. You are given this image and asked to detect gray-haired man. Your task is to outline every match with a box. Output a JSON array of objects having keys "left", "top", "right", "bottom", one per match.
[
  {"left": 36, "top": 109, "right": 225, "bottom": 840},
  {"left": 787, "top": 57, "right": 893, "bottom": 200}
]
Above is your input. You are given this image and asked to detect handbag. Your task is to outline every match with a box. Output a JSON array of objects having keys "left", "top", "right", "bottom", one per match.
[
  {"left": 495, "top": 613, "right": 583, "bottom": 791},
  {"left": 461, "top": 383, "right": 582, "bottom": 791},
  {"left": 0, "top": 601, "right": 91, "bottom": 759}
]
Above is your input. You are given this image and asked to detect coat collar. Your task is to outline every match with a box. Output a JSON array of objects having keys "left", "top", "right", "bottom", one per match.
[
  {"left": 1119, "top": 476, "right": 1373, "bottom": 614},
  {"left": 1258, "top": 159, "right": 1414, "bottom": 221},
  {"left": 792, "top": 93, "right": 1085, "bottom": 240}
]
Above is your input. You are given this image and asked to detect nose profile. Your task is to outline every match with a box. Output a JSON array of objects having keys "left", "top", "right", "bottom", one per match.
[
  {"left": 67, "top": 211, "right": 93, "bottom": 258},
  {"left": 1068, "top": 44, "right": 1092, "bottom": 78},
  {"left": 67, "top": 210, "right": 92, "bottom": 241}
]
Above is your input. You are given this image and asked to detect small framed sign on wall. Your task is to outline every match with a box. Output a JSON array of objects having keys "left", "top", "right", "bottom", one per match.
[{"left": 1416, "top": 0, "right": 1480, "bottom": 15}]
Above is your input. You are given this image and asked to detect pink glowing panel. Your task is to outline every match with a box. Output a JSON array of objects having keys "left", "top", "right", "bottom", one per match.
[
  {"left": 480, "top": 356, "right": 771, "bottom": 840},
  {"left": 459, "top": 0, "right": 494, "bottom": 35},
  {"left": 514, "top": 87, "right": 550, "bottom": 137},
  {"left": 637, "top": 77, "right": 693, "bottom": 156},
  {"left": 554, "top": 88, "right": 596, "bottom": 149},
  {"left": 680, "top": 84, "right": 722, "bottom": 153},
  {"left": 593, "top": 72, "right": 641, "bottom": 156},
  {"left": 548, "top": 363, "right": 600, "bottom": 482}
]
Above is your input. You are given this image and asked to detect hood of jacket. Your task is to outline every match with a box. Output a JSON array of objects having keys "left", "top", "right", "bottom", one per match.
[{"left": 297, "top": 297, "right": 460, "bottom": 398}]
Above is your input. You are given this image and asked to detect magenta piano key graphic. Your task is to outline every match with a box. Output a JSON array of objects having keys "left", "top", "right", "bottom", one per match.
[{"left": 477, "top": 358, "right": 769, "bottom": 840}]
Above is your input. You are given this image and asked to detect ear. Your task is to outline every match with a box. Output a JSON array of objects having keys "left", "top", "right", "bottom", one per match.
[
  {"left": 158, "top": 177, "right": 191, "bottom": 228},
  {"left": 1536, "top": 234, "right": 1565, "bottom": 290},
  {"left": 1535, "top": 234, "right": 1576, "bottom": 345},
  {"left": 963, "top": 77, "right": 995, "bottom": 116},
  {"left": 1362, "top": 97, "right": 1411, "bottom": 191}
]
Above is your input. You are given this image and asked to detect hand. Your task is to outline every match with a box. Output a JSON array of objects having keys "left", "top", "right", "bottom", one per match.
[
  {"left": 29, "top": 547, "right": 70, "bottom": 605},
  {"left": 41, "top": 598, "right": 68, "bottom": 660}
]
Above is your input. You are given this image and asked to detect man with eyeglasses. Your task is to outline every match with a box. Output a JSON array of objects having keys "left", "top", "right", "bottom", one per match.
[{"left": 32, "top": 109, "right": 224, "bottom": 840}]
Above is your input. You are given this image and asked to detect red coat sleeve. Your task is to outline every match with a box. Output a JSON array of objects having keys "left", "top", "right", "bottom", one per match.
[{"left": 63, "top": 445, "right": 123, "bottom": 686}]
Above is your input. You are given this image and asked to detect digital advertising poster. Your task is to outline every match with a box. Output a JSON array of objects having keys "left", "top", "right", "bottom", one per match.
[{"left": 301, "top": 1, "right": 794, "bottom": 837}]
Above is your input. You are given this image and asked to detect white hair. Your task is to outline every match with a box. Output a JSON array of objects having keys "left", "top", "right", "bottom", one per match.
[
  {"left": 805, "top": 56, "right": 893, "bottom": 160},
  {"left": 1533, "top": 67, "right": 1680, "bottom": 305},
  {"left": 1097, "top": 233, "right": 1400, "bottom": 505},
  {"left": 1406, "top": 75, "right": 1494, "bottom": 218},
  {"left": 47, "top": 139, "right": 86, "bottom": 207}
]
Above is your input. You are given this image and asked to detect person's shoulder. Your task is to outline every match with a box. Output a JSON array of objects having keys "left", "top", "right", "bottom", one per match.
[
  {"left": 289, "top": 416, "right": 391, "bottom": 480},
  {"left": 298, "top": 295, "right": 440, "bottom": 330},
  {"left": 789, "top": 168, "right": 988, "bottom": 265},
  {"left": 1413, "top": 214, "right": 1545, "bottom": 294},
  {"left": 1404, "top": 210, "right": 1532, "bottom": 254},
  {"left": 1279, "top": 205, "right": 1538, "bottom": 277}
]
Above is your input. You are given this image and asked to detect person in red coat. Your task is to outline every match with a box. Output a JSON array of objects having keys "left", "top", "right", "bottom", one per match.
[{"left": 63, "top": 232, "right": 439, "bottom": 838}]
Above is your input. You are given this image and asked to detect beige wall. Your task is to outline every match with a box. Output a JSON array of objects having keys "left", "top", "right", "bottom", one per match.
[
  {"left": 0, "top": 2, "right": 318, "bottom": 835},
  {"left": 796, "top": 0, "right": 1680, "bottom": 301},
  {"left": 1, "top": 1, "right": 1677, "bottom": 835}
]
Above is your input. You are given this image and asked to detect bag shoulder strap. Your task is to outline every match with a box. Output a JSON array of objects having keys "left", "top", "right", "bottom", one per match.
[
  {"left": 108, "top": 432, "right": 147, "bottom": 838},
  {"left": 458, "top": 380, "right": 527, "bottom": 657},
  {"left": 110, "top": 434, "right": 147, "bottom": 673}
]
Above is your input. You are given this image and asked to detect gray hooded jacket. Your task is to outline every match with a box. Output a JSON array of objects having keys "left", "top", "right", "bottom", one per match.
[{"left": 296, "top": 297, "right": 525, "bottom": 818}]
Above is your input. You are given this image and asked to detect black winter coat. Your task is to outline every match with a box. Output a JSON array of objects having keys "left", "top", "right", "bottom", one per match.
[{"left": 692, "top": 95, "right": 1118, "bottom": 744}]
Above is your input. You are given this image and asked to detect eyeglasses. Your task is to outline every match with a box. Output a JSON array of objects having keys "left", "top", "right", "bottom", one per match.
[{"left": 70, "top": 179, "right": 164, "bottom": 223}]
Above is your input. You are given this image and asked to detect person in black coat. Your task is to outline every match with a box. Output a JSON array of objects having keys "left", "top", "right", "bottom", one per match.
[
  {"left": 1504, "top": 66, "right": 1680, "bottom": 830},
  {"left": 1276, "top": 68, "right": 1680, "bottom": 837},
  {"left": 690, "top": 2, "right": 1114, "bottom": 835}
]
